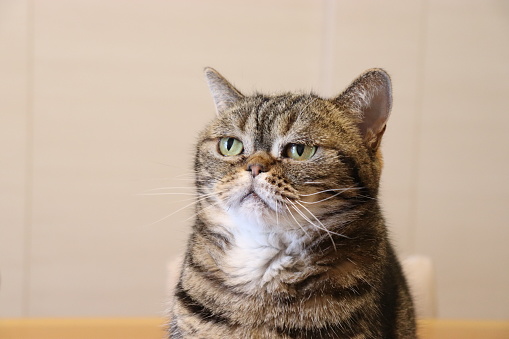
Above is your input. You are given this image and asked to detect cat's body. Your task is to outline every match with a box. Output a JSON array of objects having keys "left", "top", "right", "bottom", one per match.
[{"left": 169, "top": 68, "right": 416, "bottom": 338}]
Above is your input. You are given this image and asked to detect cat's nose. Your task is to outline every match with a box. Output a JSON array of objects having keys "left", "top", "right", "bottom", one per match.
[
  {"left": 247, "top": 163, "right": 266, "bottom": 177},
  {"left": 245, "top": 152, "right": 274, "bottom": 178}
]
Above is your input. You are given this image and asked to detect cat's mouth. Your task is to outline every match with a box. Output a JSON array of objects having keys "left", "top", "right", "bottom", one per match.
[
  {"left": 241, "top": 191, "right": 263, "bottom": 203},
  {"left": 239, "top": 190, "right": 272, "bottom": 209}
]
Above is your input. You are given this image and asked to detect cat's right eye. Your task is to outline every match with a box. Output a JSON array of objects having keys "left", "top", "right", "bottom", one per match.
[
  {"left": 284, "top": 143, "right": 317, "bottom": 161},
  {"left": 218, "top": 137, "right": 244, "bottom": 156}
]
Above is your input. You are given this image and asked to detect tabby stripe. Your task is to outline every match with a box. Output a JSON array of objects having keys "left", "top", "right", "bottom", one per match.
[
  {"left": 200, "top": 193, "right": 218, "bottom": 206},
  {"left": 274, "top": 308, "right": 365, "bottom": 339},
  {"left": 329, "top": 281, "right": 373, "bottom": 300},
  {"left": 255, "top": 95, "right": 278, "bottom": 118},
  {"left": 280, "top": 96, "right": 310, "bottom": 135},
  {"left": 194, "top": 219, "right": 231, "bottom": 251},
  {"left": 378, "top": 248, "right": 402, "bottom": 337},
  {"left": 258, "top": 96, "right": 282, "bottom": 130},
  {"left": 337, "top": 152, "right": 373, "bottom": 201},
  {"left": 265, "top": 95, "right": 305, "bottom": 125},
  {"left": 186, "top": 250, "right": 253, "bottom": 301},
  {"left": 237, "top": 111, "right": 249, "bottom": 133},
  {"left": 186, "top": 249, "right": 210, "bottom": 275},
  {"left": 254, "top": 96, "right": 272, "bottom": 123},
  {"left": 292, "top": 273, "right": 372, "bottom": 300},
  {"left": 174, "top": 282, "right": 229, "bottom": 325},
  {"left": 254, "top": 97, "right": 280, "bottom": 147},
  {"left": 307, "top": 231, "right": 347, "bottom": 253},
  {"left": 201, "top": 228, "right": 231, "bottom": 251},
  {"left": 237, "top": 100, "right": 260, "bottom": 133},
  {"left": 186, "top": 251, "right": 232, "bottom": 293},
  {"left": 316, "top": 203, "right": 363, "bottom": 220},
  {"left": 186, "top": 245, "right": 220, "bottom": 278},
  {"left": 318, "top": 189, "right": 371, "bottom": 206}
]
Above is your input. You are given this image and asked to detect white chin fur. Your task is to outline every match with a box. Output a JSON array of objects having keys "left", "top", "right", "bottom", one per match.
[
  {"left": 210, "top": 171, "right": 307, "bottom": 292},
  {"left": 221, "top": 212, "right": 305, "bottom": 291},
  {"left": 211, "top": 198, "right": 305, "bottom": 292}
]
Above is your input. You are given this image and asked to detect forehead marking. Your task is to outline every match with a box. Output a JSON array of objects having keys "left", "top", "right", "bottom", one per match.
[{"left": 256, "top": 96, "right": 312, "bottom": 150}]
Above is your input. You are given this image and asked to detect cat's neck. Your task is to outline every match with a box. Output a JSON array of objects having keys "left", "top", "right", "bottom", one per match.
[{"left": 201, "top": 211, "right": 310, "bottom": 293}]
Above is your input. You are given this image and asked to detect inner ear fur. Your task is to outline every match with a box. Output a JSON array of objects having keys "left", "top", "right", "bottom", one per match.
[
  {"left": 333, "top": 69, "right": 392, "bottom": 150},
  {"left": 204, "top": 67, "right": 244, "bottom": 115}
]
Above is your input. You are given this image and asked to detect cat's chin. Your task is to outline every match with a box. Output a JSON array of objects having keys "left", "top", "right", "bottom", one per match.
[
  {"left": 239, "top": 191, "right": 282, "bottom": 217},
  {"left": 228, "top": 193, "right": 281, "bottom": 229},
  {"left": 240, "top": 192, "right": 267, "bottom": 207}
]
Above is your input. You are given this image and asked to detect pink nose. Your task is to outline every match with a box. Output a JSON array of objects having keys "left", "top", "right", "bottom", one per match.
[
  {"left": 245, "top": 151, "right": 274, "bottom": 177},
  {"left": 247, "top": 163, "right": 265, "bottom": 177}
]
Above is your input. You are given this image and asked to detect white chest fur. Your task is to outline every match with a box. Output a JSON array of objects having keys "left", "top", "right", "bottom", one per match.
[{"left": 219, "top": 213, "right": 305, "bottom": 291}]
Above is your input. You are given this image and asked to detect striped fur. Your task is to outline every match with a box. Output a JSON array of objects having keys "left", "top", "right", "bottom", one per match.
[{"left": 169, "top": 68, "right": 416, "bottom": 338}]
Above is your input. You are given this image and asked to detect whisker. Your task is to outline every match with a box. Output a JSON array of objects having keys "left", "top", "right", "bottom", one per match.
[
  {"left": 174, "top": 173, "right": 197, "bottom": 177},
  {"left": 294, "top": 200, "right": 351, "bottom": 240},
  {"left": 291, "top": 200, "right": 338, "bottom": 251},
  {"left": 299, "top": 187, "right": 361, "bottom": 197},
  {"left": 357, "top": 194, "right": 376, "bottom": 201},
  {"left": 284, "top": 204, "right": 309, "bottom": 237},
  {"left": 144, "top": 186, "right": 195, "bottom": 192},
  {"left": 277, "top": 201, "right": 296, "bottom": 226},
  {"left": 294, "top": 200, "right": 328, "bottom": 231},
  {"left": 286, "top": 198, "right": 331, "bottom": 241},
  {"left": 299, "top": 187, "right": 358, "bottom": 204},
  {"left": 144, "top": 191, "right": 219, "bottom": 227},
  {"left": 183, "top": 198, "right": 223, "bottom": 222},
  {"left": 138, "top": 192, "right": 197, "bottom": 196},
  {"left": 158, "top": 196, "right": 201, "bottom": 204}
]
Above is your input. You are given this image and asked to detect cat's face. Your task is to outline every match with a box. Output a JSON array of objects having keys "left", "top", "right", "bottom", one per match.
[{"left": 195, "top": 68, "right": 391, "bottom": 236}]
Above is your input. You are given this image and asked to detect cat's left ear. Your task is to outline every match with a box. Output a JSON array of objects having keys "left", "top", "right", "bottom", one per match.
[
  {"left": 204, "top": 67, "right": 245, "bottom": 115},
  {"left": 333, "top": 69, "right": 392, "bottom": 150}
]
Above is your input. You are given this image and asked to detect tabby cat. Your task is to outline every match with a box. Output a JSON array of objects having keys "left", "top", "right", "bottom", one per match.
[{"left": 169, "top": 68, "right": 416, "bottom": 338}]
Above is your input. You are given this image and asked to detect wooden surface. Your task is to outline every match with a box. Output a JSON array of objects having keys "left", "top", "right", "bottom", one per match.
[
  {"left": 418, "top": 319, "right": 509, "bottom": 339},
  {"left": 1, "top": 318, "right": 508, "bottom": 339}
]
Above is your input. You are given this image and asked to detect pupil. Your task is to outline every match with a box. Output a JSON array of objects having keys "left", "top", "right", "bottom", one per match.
[
  {"left": 296, "top": 144, "right": 305, "bottom": 156},
  {"left": 227, "top": 138, "right": 235, "bottom": 150}
]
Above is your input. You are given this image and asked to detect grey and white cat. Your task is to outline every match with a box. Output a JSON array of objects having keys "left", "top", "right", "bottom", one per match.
[{"left": 169, "top": 68, "right": 416, "bottom": 338}]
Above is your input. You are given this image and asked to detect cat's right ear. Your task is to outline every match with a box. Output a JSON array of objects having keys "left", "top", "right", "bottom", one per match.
[
  {"left": 332, "top": 69, "right": 392, "bottom": 150},
  {"left": 204, "top": 67, "right": 244, "bottom": 115}
]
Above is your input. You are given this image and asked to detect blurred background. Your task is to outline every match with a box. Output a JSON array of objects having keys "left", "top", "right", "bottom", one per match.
[{"left": 1, "top": 0, "right": 508, "bottom": 320}]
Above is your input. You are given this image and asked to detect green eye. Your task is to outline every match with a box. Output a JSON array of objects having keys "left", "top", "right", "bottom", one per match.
[
  {"left": 219, "top": 137, "right": 243, "bottom": 156},
  {"left": 285, "top": 144, "right": 317, "bottom": 161}
]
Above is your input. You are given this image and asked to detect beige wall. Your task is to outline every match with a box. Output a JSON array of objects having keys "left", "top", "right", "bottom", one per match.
[{"left": 1, "top": 0, "right": 508, "bottom": 319}]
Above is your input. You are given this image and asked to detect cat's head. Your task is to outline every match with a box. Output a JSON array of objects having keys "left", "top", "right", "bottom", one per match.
[{"left": 194, "top": 68, "right": 391, "bottom": 235}]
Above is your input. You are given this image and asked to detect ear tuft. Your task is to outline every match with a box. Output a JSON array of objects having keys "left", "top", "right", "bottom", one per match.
[
  {"left": 204, "top": 67, "right": 244, "bottom": 115},
  {"left": 333, "top": 69, "right": 392, "bottom": 149}
]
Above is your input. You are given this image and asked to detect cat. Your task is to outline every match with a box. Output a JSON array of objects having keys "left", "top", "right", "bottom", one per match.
[{"left": 168, "top": 68, "right": 416, "bottom": 338}]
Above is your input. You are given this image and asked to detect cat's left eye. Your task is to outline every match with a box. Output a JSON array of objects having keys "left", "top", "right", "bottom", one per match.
[
  {"left": 285, "top": 144, "right": 317, "bottom": 161},
  {"left": 218, "top": 137, "right": 244, "bottom": 156}
]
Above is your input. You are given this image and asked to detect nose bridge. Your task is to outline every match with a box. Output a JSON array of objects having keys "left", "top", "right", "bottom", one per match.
[{"left": 246, "top": 151, "right": 275, "bottom": 177}]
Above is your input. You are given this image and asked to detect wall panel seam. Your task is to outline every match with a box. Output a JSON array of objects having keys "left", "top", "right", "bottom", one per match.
[
  {"left": 319, "top": 0, "right": 336, "bottom": 97},
  {"left": 408, "top": 0, "right": 430, "bottom": 254},
  {"left": 23, "top": 0, "right": 35, "bottom": 318}
]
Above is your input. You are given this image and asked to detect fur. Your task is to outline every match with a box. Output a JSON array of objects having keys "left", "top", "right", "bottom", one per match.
[{"left": 168, "top": 68, "right": 416, "bottom": 338}]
